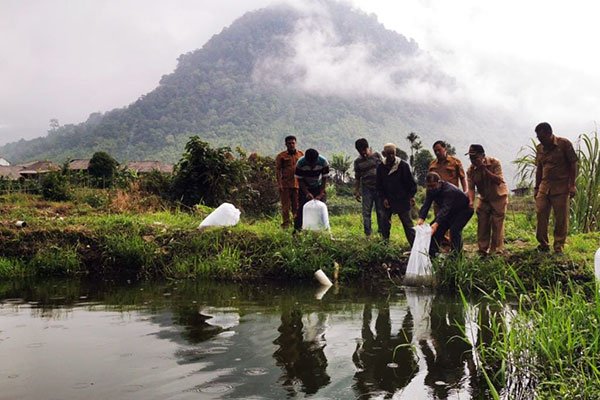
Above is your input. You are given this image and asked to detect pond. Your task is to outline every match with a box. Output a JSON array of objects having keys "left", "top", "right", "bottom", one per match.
[{"left": 0, "top": 279, "right": 493, "bottom": 399}]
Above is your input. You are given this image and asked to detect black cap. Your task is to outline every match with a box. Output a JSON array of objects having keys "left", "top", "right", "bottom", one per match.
[{"left": 465, "top": 144, "right": 485, "bottom": 156}]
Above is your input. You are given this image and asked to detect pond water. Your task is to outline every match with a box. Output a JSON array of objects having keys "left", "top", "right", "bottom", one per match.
[{"left": 0, "top": 279, "right": 492, "bottom": 399}]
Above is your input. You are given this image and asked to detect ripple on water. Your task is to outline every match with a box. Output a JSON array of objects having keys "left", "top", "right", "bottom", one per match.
[
  {"left": 72, "top": 382, "right": 94, "bottom": 389},
  {"left": 189, "top": 384, "right": 233, "bottom": 394},
  {"left": 122, "top": 384, "right": 144, "bottom": 393},
  {"left": 244, "top": 367, "right": 269, "bottom": 376}
]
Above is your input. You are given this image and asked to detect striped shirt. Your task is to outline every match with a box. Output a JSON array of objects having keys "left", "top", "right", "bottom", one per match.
[
  {"left": 354, "top": 152, "right": 382, "bottom": 190},
  {"left": 295, "top": 155, "right": 330, "bottom": 189}
]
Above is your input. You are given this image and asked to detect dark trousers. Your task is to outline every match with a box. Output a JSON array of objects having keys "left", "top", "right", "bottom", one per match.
[
  {"left": 380, "top": 208, "right": 415, "bottom": 246},
  {"left": 361, "top": 186, "right": 384, "bottom": 236},
  {"left": 430, "top": 207, "right": 473, "bottom": 257},
  {"left": 294, "top": 186, "right": 327, "bottom": 231}
]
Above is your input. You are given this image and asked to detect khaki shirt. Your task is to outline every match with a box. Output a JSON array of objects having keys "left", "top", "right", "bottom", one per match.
[
  {"left": 275, "top": 149, "right": 304, "bottom": 189},
  {"left": 429, "top": 155, "right": 465, "bottom": 187},
  {"left": 467, "top": 156, "right": 508, "bottom": 201},
  {"left": 536, "top": 136, "right": 578, "bottom": 195}
]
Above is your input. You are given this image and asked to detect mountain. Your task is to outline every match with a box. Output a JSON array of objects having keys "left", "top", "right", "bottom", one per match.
[{"left": 0, "top": 1, "right": 524, "bottom": 180}]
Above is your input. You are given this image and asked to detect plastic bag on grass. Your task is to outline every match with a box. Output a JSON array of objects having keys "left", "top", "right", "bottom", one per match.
[
  {"left": 302, "top": 200, "right": 330, "bottom": 231},
  {"left": 403, "top": 223, "right": 434, "bottom": 286},
  {"left": 198, "top": 203, "right": 241, "bottom": 228}
]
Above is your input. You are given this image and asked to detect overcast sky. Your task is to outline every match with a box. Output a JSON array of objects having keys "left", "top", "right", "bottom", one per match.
[{"left": 1, "top": 0, "right": 599, "bottom": 146}]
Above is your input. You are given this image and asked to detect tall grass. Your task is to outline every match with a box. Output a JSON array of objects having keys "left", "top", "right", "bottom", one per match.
[{"left": 571, "top": 131, "right": 600, "bottom": 233}]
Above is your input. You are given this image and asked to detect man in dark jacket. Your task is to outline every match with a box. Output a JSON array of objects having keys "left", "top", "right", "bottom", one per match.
[
  {"left": 376, "top": 143, "right": 417, "bottom": 245},
  {"left": 417, "top": 172, "right": 473, "bottom": 257}
]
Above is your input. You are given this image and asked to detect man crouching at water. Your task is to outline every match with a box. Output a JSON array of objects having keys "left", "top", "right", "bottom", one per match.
[
  {"left": 294, "top": 148, "right": 330, "bottom": 232},
  {"left": 417, "top": 172, "right": 473, "bottom": 257}
]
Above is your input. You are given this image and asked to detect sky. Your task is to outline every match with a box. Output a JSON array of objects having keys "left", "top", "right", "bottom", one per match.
[{"left": 1, "top": 0, "right": 599, "bottom": 146}]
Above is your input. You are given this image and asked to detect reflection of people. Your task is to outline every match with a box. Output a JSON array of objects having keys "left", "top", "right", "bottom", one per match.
[
  {"left": 466, "top": 144, "right": 509, "bottom": 256},
  {"left": 376, "top": 143, "right": 417, "bottom": 245},
  {"left": 417, "top": 172, "right": 473, "bottom": 257},
  {"left": 294, "top": 148, "right": 329, "bottom": 232},
  {"left": 353, "top": 138, "right": 384, "bottom": 237},
  {"left": 273, "top": 306, "right": 330, "bottom": 395},
  {"left": 275, "top": 135, "right": 304, "bottom": 229},
  {"left": 534, "top": 122, "right": 578, "bottom": 253},
  {"left": 352, "top": 301, "right": 417, "bottom": 397},
  {"left": 419, "top": 295, "right": 476, "bottom": 399}
]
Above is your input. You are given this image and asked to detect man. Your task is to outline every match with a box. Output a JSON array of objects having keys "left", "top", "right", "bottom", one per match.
[
  {"left": 376, "top": 143, "right": 417, "bottom": 245},
  {"left": 354, "top": 138, "right": 384, "bottom": 237},
  {"left": 429, "top": 140, "right": 467, "bottom": 191},
  {"left": 275, "top": 136, "right": 304, "bottom": 229},
  {"left": 534, "top": 122, "right": 578, "bottom": 253},
  {"left": 294, "top": 148, "right": 330, "bottom": 231},
  {"left": 466, "top": 144, "right": 509, "bottom": 256},
  {"left": 417, "top": 172, "right": 473, "bottom": 257}
]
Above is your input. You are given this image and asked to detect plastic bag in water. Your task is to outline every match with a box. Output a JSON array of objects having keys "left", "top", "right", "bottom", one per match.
[
  {"left": 302, "top": 200, "right": 330, "bottom": 231},
  {"left": 198, "top": 203, "right": 241, "bottom": 228},
  {"left": 403, "top": 224, "right": 434, "bottom": 287}
]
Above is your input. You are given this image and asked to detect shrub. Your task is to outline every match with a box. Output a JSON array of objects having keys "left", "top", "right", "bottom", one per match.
[
  {"left": 40, "top": 172, "right": 71, "bottom": 201},
  {"left": 88, "top": 151, "right": 119, "bottom": 188}
]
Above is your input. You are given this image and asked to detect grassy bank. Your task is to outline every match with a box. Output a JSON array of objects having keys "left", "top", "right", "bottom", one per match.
[{"left": 0, "top": 192, "right": 598, "bottom": 291}]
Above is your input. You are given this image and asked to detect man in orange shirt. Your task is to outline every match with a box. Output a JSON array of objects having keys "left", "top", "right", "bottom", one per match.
[
  {"left": 534, "top": 122, "right": 578, "bottom": 253},
  {"left": 275, "top": 136, "right": 304, "bottom": 229},
  {"left": 428, "top": 140, "right": 467, "bottom": 191}
]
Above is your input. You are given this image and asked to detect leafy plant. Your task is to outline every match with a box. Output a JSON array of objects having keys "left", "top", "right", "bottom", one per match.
[
  {"left": 40, "top": 171, "right": 71, "bottom": 201},
  {"left": 571, "top": 131, "right": 600, "bottom": 233}
]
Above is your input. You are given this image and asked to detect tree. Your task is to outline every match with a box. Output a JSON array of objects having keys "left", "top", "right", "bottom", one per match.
[
  {"left": 171, "top": 136, "right": 246, "bottom": 207},
  {"left": 406, "top": 132, "right": 422, "bottom": 171},
  {"left": 88, "top": 151, "right": 119, "bottom": 187},
  {"left": 413, "top": 149, "right": 434, "bottom": 186},
  {"left": 446, "top": 142, "right": 457, "bottom": 156},
  {"left": 330, "top": 153, "right": 352, "bottom": 183}
]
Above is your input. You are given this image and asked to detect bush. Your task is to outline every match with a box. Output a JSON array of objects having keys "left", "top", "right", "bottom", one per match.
[
  {"left": 88, "top": 151, "right": 119, "bottom": 188},
  {"left": 237, "top": 153, "right": 279, "bottom": 216},
  {"left": 139, "top": 170, "right": 172, "bottom": 197},
  {"left": 40, "top": 172, "right": 71, "bottom": 201}
]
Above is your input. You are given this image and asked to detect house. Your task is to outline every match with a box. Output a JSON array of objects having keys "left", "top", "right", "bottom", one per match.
[
  {"left": 67, "top": 159, "right": 91, "bottom": 172},
  {"left": 125, "top": 161, "right": 174, "bottom": 175},
  {"left": 511, "top": 187, "right": 531, "bottom": 197},
  {"left": 18, "top": 160, "right": 60, "bottom": 179},
  {"left": 0, "top": 166, "right": 25, "bottom": 180}
]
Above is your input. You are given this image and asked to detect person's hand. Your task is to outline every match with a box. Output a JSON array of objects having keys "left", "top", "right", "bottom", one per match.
[
  {"left": 534, "top": 187, "right": 539, "bottom": 198},
  {"left": 383, "top": 199, "right": 390, "bottom": 209},
  {"left": 468, "top": 199, "right": 474, "bottom": 209},
  {"left": 410, "top": 197, "right": 416, "bottom": 207},
  {"left": 431, "top": 222, "right": 439, "bottom": 235},
  {"left": 416, "top": 218, "right": 424, "bottom": 225},
  {"left": 354, "top": 192, "right": 361, "bottom": 202},
  {"left": 569, "top": 186, "right": 577, "bottom": 198},
  {"left": 314, "top": 192, "right": 324, "bottom": 201},
  {"left": 306, "top": 192, "right": 314, "bottom": 200}
]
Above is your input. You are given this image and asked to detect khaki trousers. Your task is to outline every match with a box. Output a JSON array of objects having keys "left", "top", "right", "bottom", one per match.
[
  {"left": 535, "top": 192, "right": 569, "bottom": 252},
  {"left": 279, "top": 188, "right": 299, "bottom": 228},
  {"left": 476, "top": 196, "right": 508, "bottom": 253}
]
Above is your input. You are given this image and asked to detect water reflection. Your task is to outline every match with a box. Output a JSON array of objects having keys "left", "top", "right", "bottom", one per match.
[
  {"left": 0, "top": 279, "right": 493, "bottom": 399},
  {"left": 273, "top": 305, "right": 331, "bottom": 396}
]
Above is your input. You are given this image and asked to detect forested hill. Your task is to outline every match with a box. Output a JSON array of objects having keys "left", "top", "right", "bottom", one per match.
[{"left": 1, "top": 1, "right": 523, "bottom": 174}]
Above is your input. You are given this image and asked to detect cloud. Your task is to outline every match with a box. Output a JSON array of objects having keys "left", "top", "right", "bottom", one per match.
[{"left": 252, "top": 3, "right": 462, "bottom": 104}]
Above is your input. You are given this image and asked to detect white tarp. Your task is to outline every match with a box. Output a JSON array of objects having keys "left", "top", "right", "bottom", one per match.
[{"left": 198, "top": 203, "right": 241, "bottom": 228}]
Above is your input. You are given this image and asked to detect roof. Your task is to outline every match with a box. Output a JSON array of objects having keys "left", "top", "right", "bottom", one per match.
[
  {"left": 0, "top": 166, "right": 24, "bottom": 180},
  {"left": 68, "top": 159, "right": 91, "bottom": 170},
  {"left": 125, "top": 161, "right": 174, "bottom": 174},
  {"left": 18, "top": 160, "right": 60, "bottom": 172},
  {"left": 0, "top": 157, "right": 9, "bottom": 166}
]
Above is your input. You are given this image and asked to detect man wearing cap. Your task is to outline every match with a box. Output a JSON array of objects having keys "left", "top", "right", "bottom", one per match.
[
  {"left": 276, "top": 135, "right": 304, "bottom": 229},
  {"left": 294, "top": 148, "right": 330, "bottom": 232},
  {"left": 376, "top": 143, "right": 417, "bottom": 245},
  {"left": 353, "top": 138, "right": 384, "bottom": 237},
  {"left": 466, "top": 144, "right": 509, "bottom": 256},
  {"left": 417, "top": 172, "right": 473, "bottom": 257},
  {"left": 534, "top": 122, "right": 578, "bottom": 253}
]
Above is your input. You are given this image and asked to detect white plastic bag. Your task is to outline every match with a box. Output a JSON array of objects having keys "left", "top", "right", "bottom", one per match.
[
  {"left": 403, "top": 224, "right": 434, "bottom": 286},
  {"left": 302, "top": 200, "right": 330, "bottom": 231},
  {"left": 198, "top": 203, "right": 241, "bottom": 228}
]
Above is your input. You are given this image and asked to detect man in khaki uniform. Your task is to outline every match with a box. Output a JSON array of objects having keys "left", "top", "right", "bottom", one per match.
[
  {"left": 534, "top": 122, "right": 578, "bottom": 253},
  {"left": 429, "top": 140, "right": 467, "bottom": 191},
  {"left": 275, "top": 135, "right": 304, "bottom": 229},
  {"left": 466, "top": 144, "right": 509, "bottom": 256}
]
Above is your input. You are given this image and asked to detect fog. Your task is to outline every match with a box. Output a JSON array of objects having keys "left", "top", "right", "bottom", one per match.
[{"left": 1, "top": 0, "right": 599, "bottom": 146}]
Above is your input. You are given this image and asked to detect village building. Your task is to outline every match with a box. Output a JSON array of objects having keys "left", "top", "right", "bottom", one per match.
[{"left": 125, "top": 161, "right": 174, "bottom": 175}]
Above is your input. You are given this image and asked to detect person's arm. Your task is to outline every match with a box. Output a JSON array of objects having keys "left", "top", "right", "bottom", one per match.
[
  {"left": 353, "top": 159, "right": 361, "bottom": 201},
  {"left": 417, "top": 193, "right": 433, "bottom": 224},
  {"left": 481, "top": 159, "right": 504, "bottom": 185},
  {"left": 457, "top": 161, "right": 468, "bottom": 192},
  {"left": 403, "top": 161, "right": 417, "bottom": 198},
  {"left": 467, "top": 170, "right": 476, "bottom": 208},
  {"left": 534, "top": 148, "right": 542, "bottom": 197},
  {"left": 275, "top": 154, "right": 283, "bottom": 189},
  {"left": 565, "top": 141, "right": 579, "bottom": 198},
  {"left": 376, "top": 166, "right": 390, "bottom": 208},
  {"left": 317, "top": 177, "right": 327, "bottom": 200}
]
